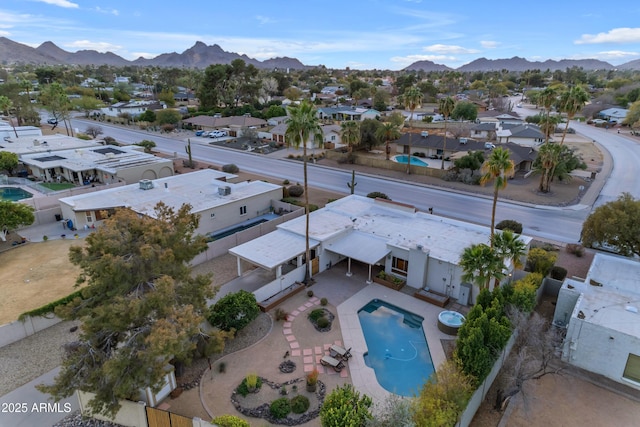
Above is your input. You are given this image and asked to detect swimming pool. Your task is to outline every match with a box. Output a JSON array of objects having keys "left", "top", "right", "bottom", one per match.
[
  {"left": 392, "top": 155, "right": 429, "bottom": 167},
  {"left": 0, "top": 187, "right": 34, "bottom": 201},
  {"left": 359, "top": 299, "right": 434, "bottom": 396}
]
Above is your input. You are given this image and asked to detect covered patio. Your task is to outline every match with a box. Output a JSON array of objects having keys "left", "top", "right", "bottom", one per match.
[{"left": 324, "top": 231, "right": 390, "bottom": 283}]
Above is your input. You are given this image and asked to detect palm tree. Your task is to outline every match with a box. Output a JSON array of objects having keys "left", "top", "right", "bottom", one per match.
[
  {"left": 403, "top": 86, "right": 423, "bottom": 174},
  {"left": 480, "top": 147, "right": 515, "bottom": 243},
  {"left": 0, "top": 96, "right": 18, "bottom": 138},
  {"left": 438, "top": 96, "right": 456, "bottom": 169},
  {"left": 285, "top": 100, "right": 323, "bottom": 283},
  {"left": 534, "top": 142, "right": 562, "bottom": 193},
  {"left": 460, "top": 243, "right": 505, "bottom": 291},
  {"left": 491, "top": 230, "right": 527, "bottom": 283},
  {"left": 340, "top": 120, "right": 360, "bottom": 154},
  {"left": 376, "top": 122, "right": 401, "bottom": 161},
  {"left": 538, "top": 87, "right": 558, "bottom": 145},
  {"left": 558, "top": 86, "right": 589, "bottom": 145}
]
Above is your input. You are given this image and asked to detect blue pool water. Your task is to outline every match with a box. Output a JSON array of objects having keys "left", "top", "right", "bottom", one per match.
[
  {"left": 359, "top": 299, "right": 434, "bottom": 396},
  {"left": 0, "top": 187, "right": 33, "bottom": 201},
  {"left": 393, "top": 155, "right": 429, "bottom": 167}
]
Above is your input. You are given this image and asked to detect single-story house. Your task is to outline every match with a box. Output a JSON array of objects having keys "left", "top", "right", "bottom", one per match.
[
  {"left": 1, "top": 123, "right": 43, "bottom": 141},
  {"left": 496, "top": 123, "right": 546, "bottom": 146},
  {"left": 270, "top": 123, "right": 343, "bottom": 149},
  {"left": 182, "top": 115, "right": 268, "bottom": 137},
  {"left": 21, "top": 145, "right": 174, "bottom": 185},
  {"left": 0, "top": 134, "right": 101, "bottom": 158},
  {"left": 229, "top": 195, "right": 531, "bottom": 305},
  {"left": 100, "top": 100, "right": 166, "bottom": 118},
  {"left": 58, "top": 169, "right": 282, "bottom": 235},
  {"left": 597, "top": 108, "right": 628, "bottom": 123},
  {"left": 316, "top": 106, "right": 380, "bottom": 122},
  {"left": 553, "top": 253, "right": 640, "bottom": 391}
]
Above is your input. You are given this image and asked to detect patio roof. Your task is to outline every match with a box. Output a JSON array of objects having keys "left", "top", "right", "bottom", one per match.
[
  {"left": 228, "top": 229, "right": 320, "bottom": 270},
  {"left": 325, "top": 231, "right": 390, "bottom": 264}
]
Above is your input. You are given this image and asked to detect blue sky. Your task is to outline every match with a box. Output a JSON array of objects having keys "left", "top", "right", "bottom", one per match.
[{"left": 3, "top": 0, "right": 640, "bottom": 69}]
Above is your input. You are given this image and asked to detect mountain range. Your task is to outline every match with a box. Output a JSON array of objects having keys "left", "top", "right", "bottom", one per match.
[{"left": 1, "top": 37, "right": 639, "bottom": 71}]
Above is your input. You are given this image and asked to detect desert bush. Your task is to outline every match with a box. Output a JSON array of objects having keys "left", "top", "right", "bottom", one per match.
[
  {"left": 270, "top": 397, "right": 291, "bottom": 419},
  {"left": 526, "top": 248, "right": 557, "bottom": 276},
  {"left": 236, "top": 375, "right": 263, "bottom": 397},
  {"left": 211, "top": 415, "right": 249, "bottom": 427},
  {"left": 290, "top": 395, "right": 310, "bottom": 414},
  {"left": 320, "top": 297, "right": 328, "bottom": 306},
  {"left": 550, "top": 266, "right": 568, "bottom": 281},
  {"left": 566, "top": 243, "right": 585, "bottom": 257},
  {"left": 308, "top": 308, "right": 325, "bottom": 322},
  {"left": 222, "top": 163, "right": 239, "bottom": 173},
  {"left": 307, "top": 290, "right": 314, "bottom": 297},
  {"left": 367, "top": 191, "right": 390, "bottom": 200},
  {"left": 496, "top": 219, "right": 523, "bottom": 234},
  {"left": 208, "top": 290, "right": 259, "bottom": 331},
  {"left": 274, "top": 307, "right": 289, "bottom": 321},
  {"left": 317, "top": 317, "right": 330, "bottom": 329},
  {"left": 288, "top": 184, "right": 304, "bottom": 197},
  {"left": 283, "top": 179, "right": 290, "bottom": 185}
]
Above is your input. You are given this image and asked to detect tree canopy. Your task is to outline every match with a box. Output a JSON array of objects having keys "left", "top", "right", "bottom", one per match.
[
  {"left": 451, "top": 101, "right": 478, "bottom": 121},
  {"left": 38, "top": 203, "right": 226, "bottom": 416},
  {"left": 0, "top": 151, "right": 19, "bottom": 175},
  {"left": 581, "top": 192, "right": 640, "bottom": 257},
  {"left": 0, "top": 200, "right": 35, "bottom": 241}
]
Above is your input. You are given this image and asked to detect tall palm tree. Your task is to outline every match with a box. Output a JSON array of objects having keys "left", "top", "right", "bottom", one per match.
[
  {"left": 558, "top": 86, "right": 589, "bottom": 145},
  {"left": 402, "top": 86, "right": 423, "bottom": 174},
  {"left": 438, "top": 96, "right": 456, "bottom": 169},
  {"left": 340, "top": 120, "right": 360, "bottom": 154},
  {"left": 491, "top": 230, "right": 527, "bottom": 286},
  {"left": 460, "top": 243, "right": 505, "bottom": 291},
  {"left": 480, "top": 147, "right": 515, "bottom": 243},
  {"left": 538, "top": 86, "right": 558, "bottom": 145},
  {"left": 535, "top": 142, "right": 562, "bottom": 193},
  {"left": 376, "top": 122, "right": 401, "bottom": 161},
  {"left": 285, "top": 100, "right": 323, "bottom": 283},
  {"left": 0, "top": 96, "right": 18, "bottom": 138}
]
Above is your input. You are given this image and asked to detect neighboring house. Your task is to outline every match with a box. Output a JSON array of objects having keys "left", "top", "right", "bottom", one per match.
[
  {"left": 267, "top": 116, "right": 288, "bottom": 126},
  {"left": 316, "top": 106, "right": 380, "bottom": 122},
  {"left": 80, "top": 78, "right": 100, "bottom": 88},
  {"left": 0, "top": 134, "right": 101, "bottom": 158},
  {"left": 320, "top": 86, "right": 345, "bottom": 94},
  {"left": 21, "top": 145, "right": 174, "bottom": 185},
  {"left": 471, "top": 122, "right": 498, "bottom": 140},
  {"left": 114, "top": 76, "right": 130, "bottom": 84},
  {"left": 100, "top": 100, "right": 166, "bottom": 118},
  {"left": 477, "top": 111, "right": 523, "bottom": 124},
  {"left": 229, "top": 195, "right": 531, "bottom": 305},
  {"left": 270, "top": 123, "right": 342, "bottom": 149},
  {"left": 553, "top": 253, "right": 640, "bottom": 391},
  {"left": 58, "top": 169, "right": 282, "bottom": 236},
  {"left": 496, "top": 123, "right": 546, "bottom": 146},
  {"left": 396, "top": 133, "right": 485, "bottom": 161},
  {"left": 597, "top": 108, "right": 628, "bottom": 123},
  {"left": 182, "top": 115, "right": 268, "bottom": 137},
  {"left": 1, "top": 123, "right": 42, "bottom": 141}
]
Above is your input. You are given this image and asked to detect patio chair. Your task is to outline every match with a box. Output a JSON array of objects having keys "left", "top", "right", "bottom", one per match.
[
  {"left": 330, "top": 344, "right": 352, "bottom": 361},
  {"left": 320, "top": 355, "right": 345, "bottom": 372}
]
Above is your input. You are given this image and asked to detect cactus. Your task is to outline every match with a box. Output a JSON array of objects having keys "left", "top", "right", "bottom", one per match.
[
  {"left": 185, "top": 138, "right": 193, "bottom": 168},
  {"left": 347, "top": 170, "right": 357, "bottom": 194}
]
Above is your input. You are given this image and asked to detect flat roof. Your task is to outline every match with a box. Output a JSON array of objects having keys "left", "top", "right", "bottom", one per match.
[
  {"left": 58, "top": 169, "right": 280, "bottom": 216},
  {"left": 229, "top": 229, "right": 320, "bottom": 270},
  {"left": 569, "top": 254, "right": 640, "bottom": 338},
  {"left": 21, "top": 145, "right": 171, "bottom": 173},
  {"left": 0, "top": 134, "right": 101, "bottom": 156}
]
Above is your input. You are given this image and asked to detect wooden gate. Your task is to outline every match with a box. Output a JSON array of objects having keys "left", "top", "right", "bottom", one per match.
[{"left": 146, "top": 407, "right": 192, "bottom": 427}]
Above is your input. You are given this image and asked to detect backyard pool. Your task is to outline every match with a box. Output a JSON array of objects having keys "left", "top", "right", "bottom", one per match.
[
  {"left": 392, "top": 155, "right": 429, "bottom": 167},
  {"left": 0, "top": 187, "right": 33, "bottom": 201},
  {"left": 359, "top": 299, "right": 434, "bottom": 396}
]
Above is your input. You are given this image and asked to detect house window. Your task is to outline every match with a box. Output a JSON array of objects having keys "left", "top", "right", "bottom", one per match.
[
  {"left": 391, "top": 257, "right": 409, "bottom": 277},
  {"left": 331, "top": 135, "right": 336, "bottom": 141},
  {"left": 85, "top": 212, "right": 93, "bottom": 223},
  {"left": 623, "top": 353, "right": 640, "bottom": 383},
  {"left": 239, "top": 206, "right": 247, "bottom": 216}
]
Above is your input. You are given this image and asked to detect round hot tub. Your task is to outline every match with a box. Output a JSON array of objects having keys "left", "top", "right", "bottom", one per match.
[{"left": 437, "top": 310, "right": 465, "bottom": 335}]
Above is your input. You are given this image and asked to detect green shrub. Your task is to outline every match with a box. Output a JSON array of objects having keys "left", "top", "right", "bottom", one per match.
[
  {"left": 270, "top": 397, "right": 291, "bottom": 419},
  {"left": 288, "top": 185, "right": 304, "bottom": 197},
  {"left": 307, "top": 290, "right": 314, "bottom": 297},
  {"left": 320, "top": 384, "right": 372, "bottom": 426},
  {"left": 367, "top": 191, "right": 390, "bottom": 200},
  {"left": 526, "top": 248, "right": 557, "bottom": 276},
  {"left": 236, "top": 375, "right": 263, "bottom": 397},
  {"left": 566, "top": 243, "right": 585, "bottom": 257},
  {"left": 495, "top": 219, "right": 523, "bottom": 234},
  {"left": 211, "top": 414, "right": 249, "bottom": 427},
  {"left": 320, "top": 297, "right": 328, "bottom": 306},
  {"left": 283, "top": 179, "right": 290, "bottom": 185},
  {"left": 316, "top": 317, "right": 330, "bottom": 329},
  {"left": 222, "top": 163, "right": 239, "bottom": 173},
  {"left": 245, "top": 373, "right": 258, "bottom": 390},
  {"left": 550, "top": 266, "right": 568, "bottom": 281},
  {"left": 208, "top": 290, "right": 260, "bottom": 332},
  {"left": 308, "top": 308, "right": 325, "bottom": 322},
  {"left": 19, "top": 289, "right": 84, "bottom": 321},
  {"left": 290, "top": 395, "right": 310, "bottom": 414},
  {"left": 218, "top": 362, "right": 226, "bottom": 373}
]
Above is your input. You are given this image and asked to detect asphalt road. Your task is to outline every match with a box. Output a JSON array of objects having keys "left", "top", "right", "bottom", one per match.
[{"left": 68, "top": 115, "right": 633, "bottom": 244}]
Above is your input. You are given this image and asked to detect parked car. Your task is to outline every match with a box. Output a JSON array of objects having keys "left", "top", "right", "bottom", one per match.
[
  {"left": 195, "top": 130, "right": 206, "bottom": 136},
  {"left": 484, "top": 142, "right": 496, "bottom": 150},
  {"left": 47, "top": 118, "right": 58, "bottom": 124}
]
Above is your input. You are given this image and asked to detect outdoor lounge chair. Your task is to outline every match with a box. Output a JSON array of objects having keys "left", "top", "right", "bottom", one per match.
[
  {"left": 329, "top": 344, "right": 352, "bottom": 361},
  {"left": 320, "top": 355, "right": 345, "bottom": 372}
]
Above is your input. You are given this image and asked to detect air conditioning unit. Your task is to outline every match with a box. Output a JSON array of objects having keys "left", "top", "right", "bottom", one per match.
[
  {"left": 139, "top": 179, "right": 154, "bottom": 190},
  {"left": 218, "top": 186, "right": 231, "bottom": 196}
]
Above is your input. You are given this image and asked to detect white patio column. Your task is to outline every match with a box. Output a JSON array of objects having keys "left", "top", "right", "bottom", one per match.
[
  {"left": 346, "top": 258, "right": 353, "bottom": 277},
  {"left": 276, "top": 265, "right": 282, "bottom": 278},
  {"left": 236, "top": 257, "right": 242, "bottom": 276},
  {"left": 366, "top": 264, "right": 373, "bottom": 284}
]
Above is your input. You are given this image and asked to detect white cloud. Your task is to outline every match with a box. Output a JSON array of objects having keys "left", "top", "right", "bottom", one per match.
[
  {"left": 422, "top": 44, "right": 479, "bottom": 54},
  {"left": 576, "top": 27, "right": 640, "bottom": 44},
  {"left": 130, "top": 51, "right": 156, "bottom": 59},
  {"left": 35, "top": 0, "right": 79, "bottom": 8},
  {"left": 256, "top": 15, "right": 275, "bottom": 25},
  {"left": 64, "top": 40, "right": 122, "bottom": 52},
  {"left": 480, "top": 40, "right": 499, "bottom": 49},
  {"left": 94, "top": 7, "right": 119, "bottom": 16},
  {"left": 569, "top": 50, "right": 640, "bottom": 61},
  {"left": 0, "top": 30, "right": 9, "bottom": 36}
]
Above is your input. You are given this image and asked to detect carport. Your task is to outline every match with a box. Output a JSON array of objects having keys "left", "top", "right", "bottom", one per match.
[{"left": 325, "top": 231, "right": 390, "bottom": 283}]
